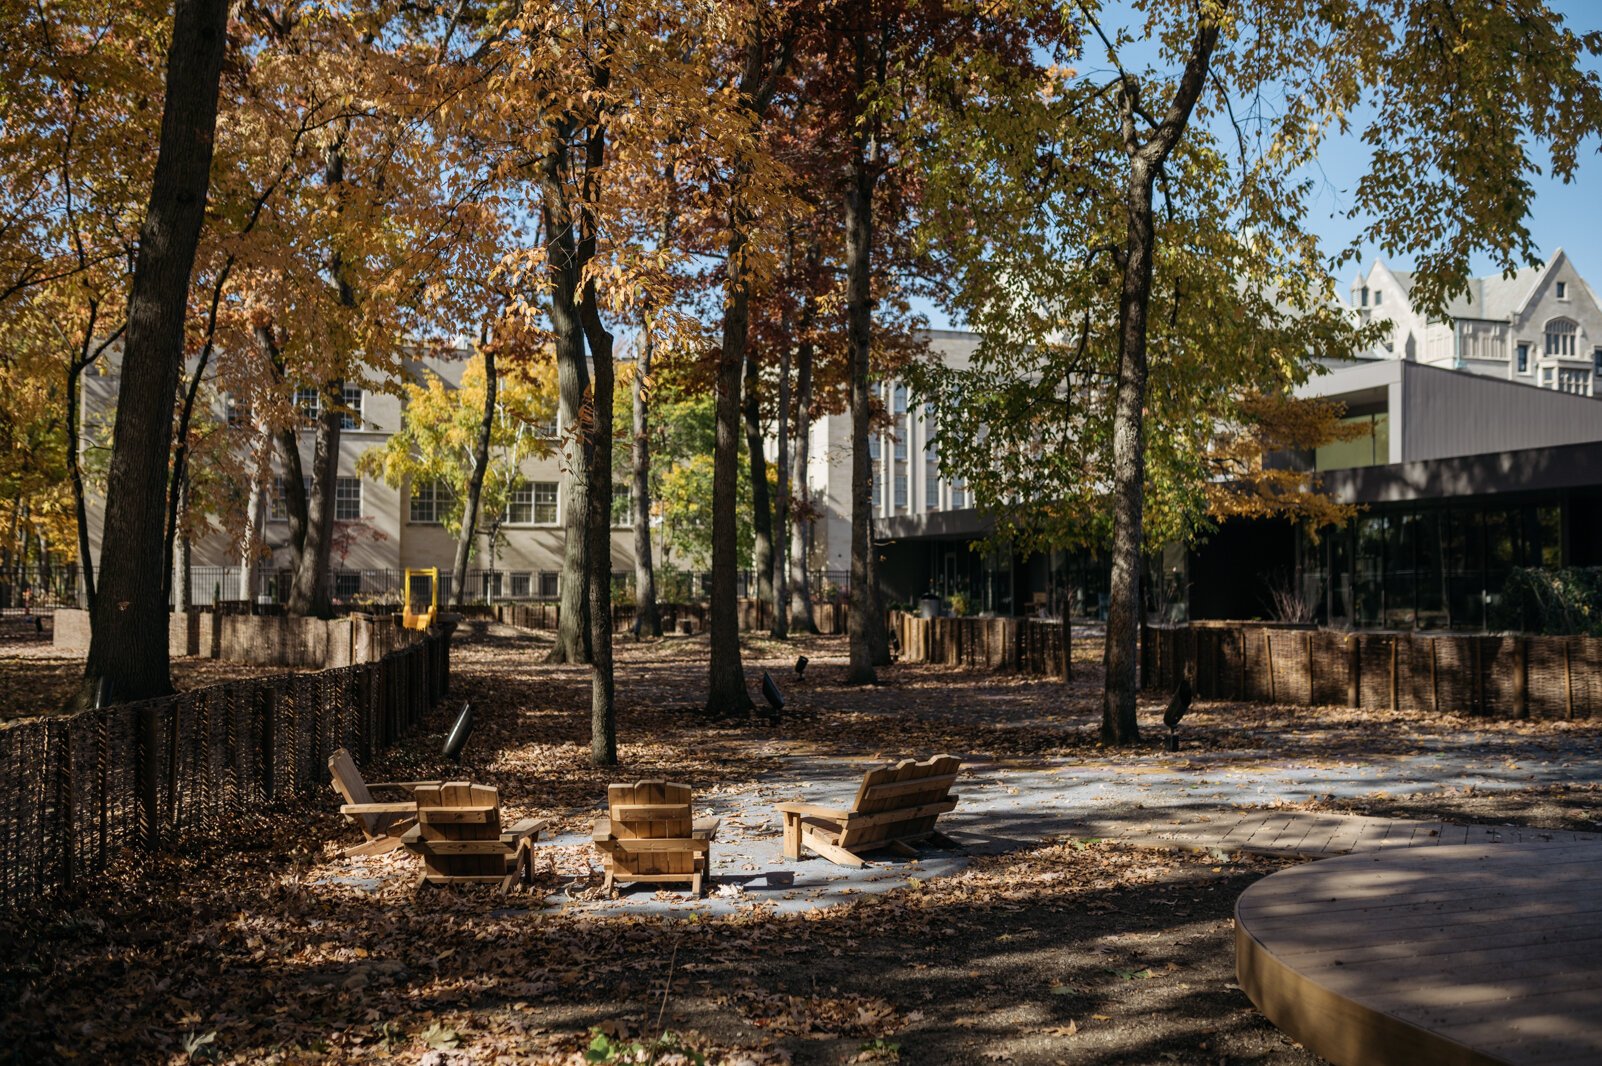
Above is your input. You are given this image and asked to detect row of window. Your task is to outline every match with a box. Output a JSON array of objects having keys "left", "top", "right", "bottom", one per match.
[
  {"left": 264, "top": 476, "right": 630, "bottom": 527},
  {"left": 232, "top": 386, "right": 562, "bottom": 439}
]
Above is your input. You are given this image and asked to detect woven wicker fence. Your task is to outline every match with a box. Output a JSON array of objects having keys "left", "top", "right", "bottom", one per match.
[
  {"left": 1140, "top": 623, "right": 1600, "bottom": 720},
  {"left": 0, "top": 629, "right": 451, "bottom": 908},
  {"left": 891, "top": 613, "right": 1072, "bottom": 680}
]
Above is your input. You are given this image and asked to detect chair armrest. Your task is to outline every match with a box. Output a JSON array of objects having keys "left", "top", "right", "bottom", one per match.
[
  {"left": 340, "top": 801, "right": 417, "bottom": 815},
  {"left": 501, "top": 817, "right": 549, "bottom": 845},
  {"left": 775, "top": 801, "right": 852, "bottom": 821},
  {"left": 591, "top": 815, "right": 613, "bottom": 842},
  {"left": 367, "top": 780, "right": 442, "bottom": 794},
  {"left": 692, "top": 817, "right": 720, "bottom": 840}
]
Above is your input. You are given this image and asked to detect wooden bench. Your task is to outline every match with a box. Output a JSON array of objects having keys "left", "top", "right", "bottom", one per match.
[
  {"left": 401, "top": 782, "right": 549, "bottom": 890},
  {"left": 592, "top": 780, "right": 720, "bottom": 897},
  {"left": 327, "top": 747, "right": 441, "bottom": 857},
  {"left": 777, "top": 755, "right": 962, "bottom": 867}
]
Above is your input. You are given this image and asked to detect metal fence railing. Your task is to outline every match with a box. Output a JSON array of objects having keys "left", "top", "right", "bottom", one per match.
[{"left": 0, "top": 628, "right": 451, "bottom": 908}]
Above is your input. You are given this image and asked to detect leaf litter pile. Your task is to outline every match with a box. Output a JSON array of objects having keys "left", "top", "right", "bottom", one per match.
[{"left": 6, "top": 619, "right": 1596, "bottom": 1064}]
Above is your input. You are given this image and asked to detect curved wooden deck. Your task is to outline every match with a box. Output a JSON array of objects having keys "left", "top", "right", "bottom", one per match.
[{"left": 1236, "top": 842, "right": 1602, "bottom": 1066}]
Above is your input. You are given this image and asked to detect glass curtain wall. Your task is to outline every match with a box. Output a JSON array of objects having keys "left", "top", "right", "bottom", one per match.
[{"left": 1302, "top": 498, "right": 1568, "bottom": 631}]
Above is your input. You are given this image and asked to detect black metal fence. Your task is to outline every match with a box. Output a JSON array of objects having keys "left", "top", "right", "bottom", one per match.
[{"left": 0, "top": 629, "right": 451, "bottom": 908}]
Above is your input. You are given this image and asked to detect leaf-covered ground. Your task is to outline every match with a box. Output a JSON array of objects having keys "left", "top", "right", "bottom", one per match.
[{"left": 4, "top": 619, "right": 1599, "bottom": 1064}]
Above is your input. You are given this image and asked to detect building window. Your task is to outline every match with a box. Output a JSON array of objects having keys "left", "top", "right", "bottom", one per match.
[
  {"left": 535, "top": 412, "right": 558, "bottom": 439},
  {"left": 1373, "top": 290, "right": 1383, "bottom": 306},
  {"left": 538, "top": 571, "right": 559, "bottom": 598},
  {"left": 868, "top": 434, "right": 880, "bottom": 461},
  {"left": 1557, "top": 281, "right": 1568, "bottom": 300},
  {"left": 269, "top": 476, "right": 310, "bottom": 521},
  {"left": 1557, "top": 368, "right": 1591, "bottom": 396},
  {"left": 892, "top": 432, "right": 907, "bottom": 462},
  {"left": 893, "top": 471, "right": 908, "bottom": 510},
  {"left": 295, "top": 387, "right": 320, "bottom": 422},
  {"left": 611, "top": 484, "right": 631, "bottom": 526},
  {"left": 409, "top": 480, "right": 454, "bottom": 523},
  {"left": 510, "top": 572, "right": 531, "bottom": 598},
  {"left": 506, "top": 483, "right": 532, "bottom": 524},
  {"left": 950, "top": 480, "right": 966, "bottom": 509},
  {"left": 533, "top": 482, "right": 558, "bottom": 524},
  {"left": 334, "top": 476, "right": 362, "bottom": 521},
  {"left": 1594, "top": 348, "right": 1601, "bottom": 376},
  {"left": 872, "top": 468, "right": 883, "bottom": 509},
  {"left": 1516, "top": 343, "right": 1530, "bottom": 374},
  {"left": 1545, "top": 318, "right": 1577, "bottom": 357},
  {"left": 1543, "top": 366, "right": 1556, "bottom": 387},
  {"left": 1359, "top": 287, "right": 1368, "bottom": 307},
  {"left": 340, "top": 386, "right": 363, "bottom": 430},
  {"left": 225, "top": 398, "right": 249, "bottom": 428},
  {"left": 892, "top": 383, "right": 908, "bottom": 414}
]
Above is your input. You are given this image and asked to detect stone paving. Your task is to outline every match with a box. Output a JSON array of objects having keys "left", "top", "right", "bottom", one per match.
[{"left": 517, "top": 742, "right": 1601, "bottom": 917}]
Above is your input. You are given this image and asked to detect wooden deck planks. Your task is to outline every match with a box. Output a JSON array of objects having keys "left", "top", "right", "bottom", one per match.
[{"left": 1236, "top": 843, "right": 1602, "bottom": 1066}]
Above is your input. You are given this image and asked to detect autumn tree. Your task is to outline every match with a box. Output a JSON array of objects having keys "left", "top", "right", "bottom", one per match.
[
  {"left": 80, "top": 0, "right": 230, "bottom": 705},
  {"left": 918, "top": 0, "right": 1602, "bottom": 743}
]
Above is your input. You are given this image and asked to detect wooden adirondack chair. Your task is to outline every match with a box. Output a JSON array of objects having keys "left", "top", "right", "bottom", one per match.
[
  {"left": 401, "top": 782, "right": 550, "bottom": 890},
  {"left": 328, "top": 747, "right": 442, "bottom": 857},
  {"left": 777, "top": 755, "right": 962, "bottom": 867},
  {"left": 591, "top": 780, "right": 720, "bottom": 897}
]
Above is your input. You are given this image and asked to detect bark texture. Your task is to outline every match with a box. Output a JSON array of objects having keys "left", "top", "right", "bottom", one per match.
[
  {"left": 1101, "top": 22, "right": 1219, "bottom": 745},
  {"left": 770, "top": 331, "right": 791, "bottom": 639},
  {"left": 81, "top": 0, "right": 229, "bottom": 706},
  {"left": 286, "top": 380, "right": 341, "bottom": 618},
  {"left": 844, "top": 129, "right": 880, "bottom": 685},
  {"left": 789, "top": 327, "right": 817, "bottom": 633},
  {"left": 541, "top": 125, "right": 593, "bottom": 664}
]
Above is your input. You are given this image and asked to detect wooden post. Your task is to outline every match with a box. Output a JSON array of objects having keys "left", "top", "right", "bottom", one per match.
[
  {"left": 1516, "top": 638, "right": 1529, "bottom": 719},
  {"left": 1266, "top": 630, "right": 1277, "bottom": 704},
  {"left": 1305, "top": 632, "right": 1314, "bottom": 705},
  {"left": 1389, "top": 637, "right": 1398, "bottom": 712},
  {"left": 1430, "top": 638, "right": 1439, "bottom": 714},
  {"left": 1564, "top": 641, "right": 1574, "bottom": 721},
  {"left": 1348, "top": 634, "right": 1360, "bottom": 708},
  {"left": 1238, "top": 626, "right": 1247, "bottom": 700}
]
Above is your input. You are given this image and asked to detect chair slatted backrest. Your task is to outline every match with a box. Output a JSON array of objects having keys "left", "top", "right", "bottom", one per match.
[
  {"left": 329, "top": 747, "right": 385, "bottom": 837},
  {"left": 413, "top": 782, "right": 504, "bottom": 878},
  {"left": 607, "top": 780, "right": 695, "bottom": 878},
  {"left": 838, "top": 755, "right": 961, "bottom": 853}
]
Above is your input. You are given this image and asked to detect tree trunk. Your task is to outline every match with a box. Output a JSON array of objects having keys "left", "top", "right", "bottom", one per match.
[
  {"left": 742, "top": 351, "right": 774, "bottom": 622},
  {"left": 240, "top": 424, "right": 268, "bottom": 607},
  {"left": 1100, "top": 24, "right": 1219, "bottom": 745},
  {"left": 845, "top": 149, "right": 881, "bottom": 684},
  {"left": 542, "top": 128, "right": 593, "bottom": 665},
  {"left": 174, "top": 478, "right": 192, "bottom": 612},
  {"left": 582, "top": 283, "right": 617, "bottom": 765},
  {"left": 287, "top": 380, "right": 341, "bottom": 618},
  {"left": 789, "top": 330, "right": 817, "bottom": 633},
  {"left": 770, "top": 333, "right": 791, "bottom": 639},
  {"left": 706, "top": 198, "right": 755, "bottom": 717},
  {"left": 631, "top": 317, "right": 661, "bottom": 637},
  {"left": 66, "top": 344, "right": 97, "bottom": 611},
  {"left": 81, "top": 0, "right": 228, "bottom": 708},
  {"left": 452, "top": 345, "right": 497, "bottom": 609}
]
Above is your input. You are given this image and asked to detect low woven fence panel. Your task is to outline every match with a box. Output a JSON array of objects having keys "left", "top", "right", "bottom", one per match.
[{"left": 0, "top": 634, "right": 447, "bottom": 908}]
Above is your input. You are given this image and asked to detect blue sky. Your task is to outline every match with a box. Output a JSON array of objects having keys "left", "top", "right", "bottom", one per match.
[{"left": 917, "top": 1, "right": 1602, "bottom": 331}]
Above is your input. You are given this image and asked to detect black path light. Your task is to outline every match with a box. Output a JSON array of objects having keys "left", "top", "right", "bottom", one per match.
[
  {"left": 760, "top": 671, "right": 785, "bottom": 717},
  {"left": 442, "top": 701, "right": 475, "bottom": 763},
  {"left": 795, "top": 655, "right": 808, "bottom": 679}
]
